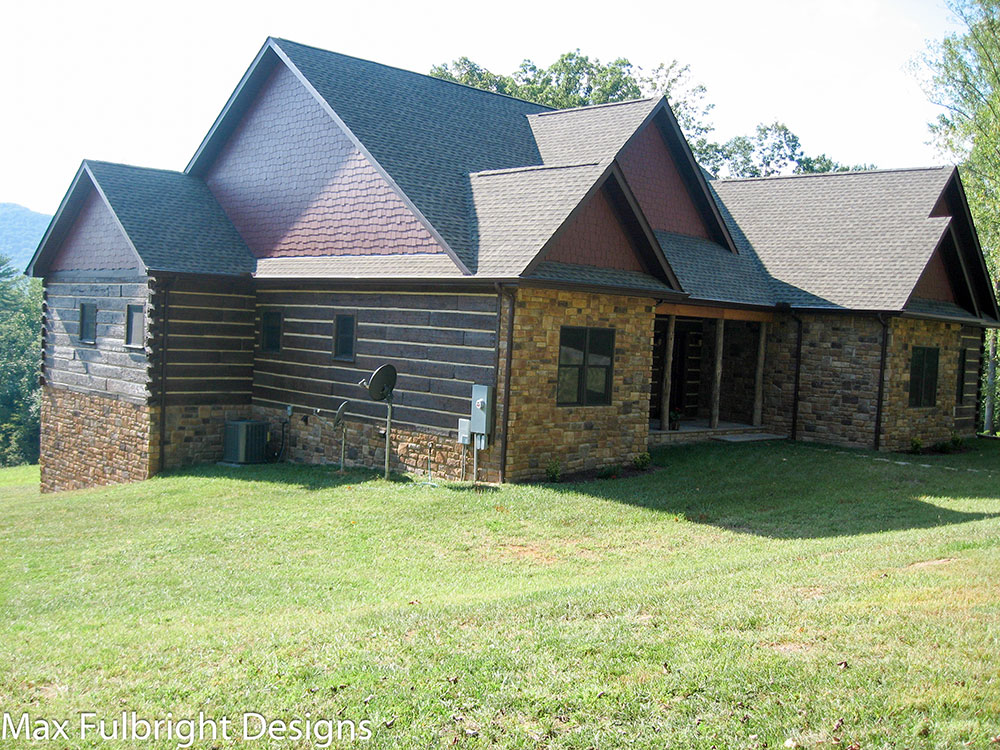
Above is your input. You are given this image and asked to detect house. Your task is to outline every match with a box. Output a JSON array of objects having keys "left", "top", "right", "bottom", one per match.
[{"left": 28, "top": 38, "right": 999, "bottom": 493}]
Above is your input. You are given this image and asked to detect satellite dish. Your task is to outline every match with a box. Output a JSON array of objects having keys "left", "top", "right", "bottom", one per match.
[
  {"left": 332, "top": 400, "right": 348, "bottom": 430},
  {"left": 365, "top": 364, "right": 397, "bottom": 402}
]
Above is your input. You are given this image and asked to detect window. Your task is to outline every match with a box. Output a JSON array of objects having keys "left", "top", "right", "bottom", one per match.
[
  {"left": 333, "top": 314, "right": 355, "bottom": 361},
  {"left": 261, "top": 310, "right": 282, "bottom": 353},
  {"left": 557, "top": 326, "right": 615, "bottom": 406},
  {"left": 956, "top": 349, "right": 968, "bottom": 405},
  {"left": 909, "top": 346, "right": 939, "bottom": 408},
  {"left": 79, "top": 303, "right": 97, "bottom": 344},
  {"left": 125, "top": 304, "right": 145, "bottom": 349}
]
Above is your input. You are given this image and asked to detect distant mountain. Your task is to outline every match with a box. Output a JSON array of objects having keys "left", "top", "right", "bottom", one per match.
[{"left": 0, "top": 203, "right": 52, "bottom": 273}]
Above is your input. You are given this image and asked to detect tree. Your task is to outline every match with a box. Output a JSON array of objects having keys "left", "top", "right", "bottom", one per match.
[
  {"left": 920, "top": 0, "right": 1000, "bottom": 432},
  {"left": 431, "top": 52, "right": 872, "bottom": 177},
  {"left": 0, "top": 254, "right": 42, "bottom": 465}
]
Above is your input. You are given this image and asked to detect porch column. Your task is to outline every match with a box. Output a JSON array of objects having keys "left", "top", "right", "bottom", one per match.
[
  {"left": 753, "top": 321, "right": 767, "bottom": 426},
  {"left": 659, "top": 315, "right": 676, "bottom": 429},
  {"left": 710, "top": 318, "right": 724, "bottom": 429}
]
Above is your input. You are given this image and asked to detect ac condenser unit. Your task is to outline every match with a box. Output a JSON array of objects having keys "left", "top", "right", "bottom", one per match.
[{"left": 223, "top": 420, "right": 269, "bottom": 464}]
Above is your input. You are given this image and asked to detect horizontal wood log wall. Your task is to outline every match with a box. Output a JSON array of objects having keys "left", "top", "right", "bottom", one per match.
[
  {"left": 253, "top": 284, "right": 500, "bottom": 433},
  {"left": 42, "top": 277, "right": 151, "bottom": 402},
  {"left": 956, "top": 324, "right": 984, "bottom": 433}
]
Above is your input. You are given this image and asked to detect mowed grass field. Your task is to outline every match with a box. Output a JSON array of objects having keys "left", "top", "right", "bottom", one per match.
[{"left": 1, "top": 440, "right": 999, "bottom": 748}]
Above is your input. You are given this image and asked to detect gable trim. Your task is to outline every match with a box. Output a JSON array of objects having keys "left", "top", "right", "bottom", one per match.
[
  {"left": 948, "top": 169, "right": 1000, "bottom": 320},
  {"left": 186, "top": 39, "right": 470, "bottom": 277},
  {"left": 27, "top": 163, "right": 145, "bottom": 278}
]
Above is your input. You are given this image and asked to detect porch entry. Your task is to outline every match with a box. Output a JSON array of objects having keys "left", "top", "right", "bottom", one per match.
[{"left": 649, "top": 305, "right": 773, "bottom": 431}]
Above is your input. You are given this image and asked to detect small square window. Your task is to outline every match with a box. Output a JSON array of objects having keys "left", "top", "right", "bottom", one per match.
[
  {"left": 125, "top": 304, "right": 145, "bottom": 349},
  {"left": 909, "top": 346, "right": 939, "bottom": 408},
  {"left": 79, "top": 303, "right": 97, "bottom": 344},
  {"left": 557, "top": 326, "right": 614, "bottom": 406},
  {"left": 333, "top": 314, "right": 355, "bottom": 361},
  {"left": 261, "top": 310, "right": 282, "bottom": 353}
]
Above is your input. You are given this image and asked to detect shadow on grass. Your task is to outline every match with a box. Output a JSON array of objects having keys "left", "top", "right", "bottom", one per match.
[
  {"left": 529, "top": 441, "right": 1000, "bottom": 540},
  {"left": 157, "top": 462, "right": 414, "bottom": 492}
]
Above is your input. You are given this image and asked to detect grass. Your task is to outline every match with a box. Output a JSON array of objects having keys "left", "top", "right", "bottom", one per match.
[{"left": 1, "top": 440, "right": 999, "bottom": 748}]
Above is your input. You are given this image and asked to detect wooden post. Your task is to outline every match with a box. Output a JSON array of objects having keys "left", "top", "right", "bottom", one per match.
[
  {"left": 710, "top": 318, "right": 724, "bottom": 429},
  {"left": 753, "top": 321, "right": 767, "bottom": 426},
  {"left": 658, "top": 315, "right": 676, "bottom": 429}
]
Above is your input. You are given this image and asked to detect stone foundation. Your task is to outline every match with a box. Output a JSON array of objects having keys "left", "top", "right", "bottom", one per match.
[
  {"left": 40, "top": 385, "right": 154, "bottom": 493},
  {"left": 253, "top": 404, "right": 501, "bottom": 482},
  {"left": 151, "top": 403, "right": 253, "bottom": 470}
]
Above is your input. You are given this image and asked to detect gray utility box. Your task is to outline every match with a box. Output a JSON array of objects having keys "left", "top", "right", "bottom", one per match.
[
  {"left": 470, "top": 384, "right": 495, "bottom": 435},
  {"left": 223, "top": 420, "right": 269, "bottom": 464},
  {"left": 457, "top": 418, "right": 471, "bottom": 445}
]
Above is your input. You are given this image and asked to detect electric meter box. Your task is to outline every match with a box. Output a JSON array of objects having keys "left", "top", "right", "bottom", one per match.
[
  {"left": 457, "top": 418, "right": 471, "bottom": 445},
  {"left": 470, "top": 384, "right": 495, "bottom": 435}
]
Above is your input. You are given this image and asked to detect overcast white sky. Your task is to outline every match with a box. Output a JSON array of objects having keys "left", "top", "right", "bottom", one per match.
[{"left": 2, "top": 0, "right": 960, "bottom": 215}]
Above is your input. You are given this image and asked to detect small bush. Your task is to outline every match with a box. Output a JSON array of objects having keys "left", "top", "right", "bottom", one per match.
[
  {"left": 910, "top": 437, "right": 923, "bottom": 454},
  {"left": 597, "top": 465, "right": 621, "bottom": 480},
  {"left": 950, "top": 432, "right": 964, "bottom": 450},
  {"left": 545, "top": 459, "right": 561, "bottom": 483},
  {"left": 931, "top": 441, "right": 951, "bottom": 454},
  {"left": 633, "top": 452, "right": 651, "bottom": 471}
]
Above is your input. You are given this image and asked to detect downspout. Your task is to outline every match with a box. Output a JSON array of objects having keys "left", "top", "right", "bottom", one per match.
[
  {"left": 498, "top": 285, "right": 516, "bottom": 484},
  {"left": 873, "top": 313, "right": 891, "bottom": 451},
  {"left": 157, "top": 276, "right": 173, "bottom": 474}
]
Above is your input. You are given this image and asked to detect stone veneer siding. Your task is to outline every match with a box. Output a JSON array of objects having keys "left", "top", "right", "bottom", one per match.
[
  {"left": 151, "top": 403, "right": 253, "bottom": 470},
  {"left": 504, "top": 287, "right": 654, "bottom": 481},
  {"left": 40, "top": 385, "right": 155, "bottom": 493},
  {"left": 880, "top": 317, "right": 978, "bottom": 452}
]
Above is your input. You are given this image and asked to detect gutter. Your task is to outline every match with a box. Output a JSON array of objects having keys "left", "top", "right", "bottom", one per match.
[
  {"left": 498, "top": 285, "right": 517, "bottom": 484},
  {"left": 873, "top": 313, "right": 891, "bottom": 451}
]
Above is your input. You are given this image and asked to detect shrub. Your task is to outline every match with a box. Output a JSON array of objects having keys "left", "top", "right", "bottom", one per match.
[
  {"left": 950, "top": 432, "right": 964, "bottom": 450},
  {"left": 633, "top": 452, "right": 651, "bottom": 471},
  {"left": 597, "top": 465, "right": 621, "bottom": 480},
  {"left": 545, "top": 459, "right": 561, "bottom": 483},
  {"left": 910, "top": 437, "right": 923, "bottom": 454}
]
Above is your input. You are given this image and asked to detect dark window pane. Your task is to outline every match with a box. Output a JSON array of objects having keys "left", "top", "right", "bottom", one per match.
[
  {"left": 334, "top": 314, "right": 355, "bottom": 359},
  {"left": 957, "top": 349, "right": 967, "bottom": 405},
  {"left": 909, "top": 346, "right": 939, "bottom": 407},
  {"left": 588, "top": 328, "right": 614, "bottom": 366},
  {"left": 261, "top": 310, "right": 282, "bottom": 353},
  {"left": 559, "top": 327, "right": 586, "bottom": 365},
  {"left": 586, "top": 366, "right": 611, "bottom": 404},
  {"left": 557, "top": 367, "right": 581, "bottom": 404},
  {"left": 80, "top": 303, "right": 97, "bottom": 343},
  {"left": 125, "top": 305, "right": 144, "bottom": 348},
  {"left": 923, "top": 347, "right": 938, "bottom": 407}
]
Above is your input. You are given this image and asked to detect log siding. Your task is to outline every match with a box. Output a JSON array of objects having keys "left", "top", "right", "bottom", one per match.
[{"left": 252, "top": 285, "right": 499, "bottom": 432}]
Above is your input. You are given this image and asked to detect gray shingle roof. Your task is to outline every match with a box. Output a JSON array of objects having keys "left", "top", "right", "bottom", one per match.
[
  {"left": 655, "top": 231, "right": 774, "bottom": 306},
  {"left": 275, "top": 39, "right": 549, "bottom": 270},
  {"left": 469, "top": 163, "right": 606, "bottom": 277},
  {"left": 528, "top": 99, "right": 658, "bottom": 166},
  {"left": 528, "top": 261, "right": 676, "bottom": 294},
  {"left": 904, "top": 297, "right": 995, "bottom": 324},
  {"left": 712, "top": 167, "right": 954, "bottom": 310},
  {"left": 254, "top": 253, "right": 464, "bottom": 278},
  {"left": 86, "top": 161, "right": 255, "bottom": 276}
]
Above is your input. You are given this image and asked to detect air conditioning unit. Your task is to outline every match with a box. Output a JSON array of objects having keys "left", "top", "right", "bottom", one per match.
[{"left": 223, "top": 420, "right": 269, "bottom": 464}]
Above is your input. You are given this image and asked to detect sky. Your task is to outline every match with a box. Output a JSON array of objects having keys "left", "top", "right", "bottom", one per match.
[{"left": 2, "top": 0, "right": 962, "bottom": 215}]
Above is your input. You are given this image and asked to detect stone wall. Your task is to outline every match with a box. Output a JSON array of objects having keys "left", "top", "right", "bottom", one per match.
[
  {"left": 880, "top": 317, "right": 978, "bottom": 452},
  {"left": 504, "top": 287, "right": 655, "bottom": 481},
  {"left": 40, "top": 385, "right": 154, "bottom": 493},
  {"left": 151, "top": 403, "right": 253, "bottom": 470}
]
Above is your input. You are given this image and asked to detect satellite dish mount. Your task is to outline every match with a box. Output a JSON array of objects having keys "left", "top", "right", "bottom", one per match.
[
  {"left": 332, "top": 400, "right": 349, "bottom": 473},
  {"left": 359, "top": 364, "right": 397, "bottom": 480}
]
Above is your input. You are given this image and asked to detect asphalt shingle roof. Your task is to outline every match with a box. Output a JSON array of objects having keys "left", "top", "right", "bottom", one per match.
[
  {"left": 86, "top": 161, "right": 255, "bottom": 276},
  {"left": 655, "top": 230, "right": 774, "bottom": 307},
  {"left": 711, "top": 167, "right": 954, "bottom": 310},
  {"left": 254, "top": 253, "right": 464, "bottom": 278},
  {"left": 527, "top": 99, "right": 658, "bottom": 166},
  {"left": 528, "top": 261, "right": 676, "bottom": 295}
]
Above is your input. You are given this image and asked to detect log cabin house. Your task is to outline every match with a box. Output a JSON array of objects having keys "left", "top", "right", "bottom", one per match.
[{"left": 28, "top": 38, "right": 1000, "bottom": 491}]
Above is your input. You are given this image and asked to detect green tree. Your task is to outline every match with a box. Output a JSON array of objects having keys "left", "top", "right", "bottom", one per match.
[
  {"left": 431, "top": 52, "right": 871, "bottom": 177},
  {"left": 0, "top": 254, "right": 42, "bottom": 465},
  {"left": 920, "top": 0, "right": 1000, "bottom": 431}
]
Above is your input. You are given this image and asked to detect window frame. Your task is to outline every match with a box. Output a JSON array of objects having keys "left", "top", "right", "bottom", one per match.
[
  {"left": 556, "top": 325, "right": 615, "bottom": 407},
  {"left": 908, "top": 345, "right": 940, "bottom": 408},
  {"left": 124, "top": 304, "right": 145, "bottom": 350},
  {"left": 260, "top": 310, "right": 283, "bottom": 354},
  {"left": 79, "top": 303, "right": 97, "bottom": 344},
  {"left": 333, "top": 312, "right": 356, "bottom": 362}
]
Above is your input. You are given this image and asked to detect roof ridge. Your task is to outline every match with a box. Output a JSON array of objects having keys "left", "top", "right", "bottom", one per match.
[
  {"left": 471, "top": 162, "right": 601, "bottom": 178},
  {"left": 85, "top": 159, "right": 187, "bottom": 177},
  {"left": 272, "top": 38, "right": 554, "bottom": 112},
  {"left": 530, "top": 97, "right": 658, "bottom": 117},
  {"left": 713, "top": 165, "right": 954, "bottom": 184}
]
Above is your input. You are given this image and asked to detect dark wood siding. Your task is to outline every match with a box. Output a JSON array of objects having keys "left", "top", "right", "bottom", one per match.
[
  {"left": 42, "top": 275, "right": 151, "bottom": 402},
  {"left": 253, "top": 284, "right": 499, "bottom": 432},
  {"left": 150, "top": 275, "right": 255, "bottom": 405},
  {"left": 955, "top": 325, "right": 983, "bottom": 433}
]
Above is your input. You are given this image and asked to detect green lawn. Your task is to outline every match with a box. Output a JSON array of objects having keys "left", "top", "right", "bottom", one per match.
[{"left": 1, "top": 440, "right": 999, "bottom": 748}]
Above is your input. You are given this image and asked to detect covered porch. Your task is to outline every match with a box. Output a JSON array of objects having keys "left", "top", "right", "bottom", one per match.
[{"left": 649, "top": 302, "right": 782, "bottom": 443}]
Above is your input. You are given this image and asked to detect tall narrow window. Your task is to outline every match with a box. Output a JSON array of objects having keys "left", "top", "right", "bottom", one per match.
[
  {"left": 261, "top": 310, "right": 282, "bottom": 353},
  {"left": 125, "top": 304, "right": 145, "bottom": 349},
  {"left": 557, "top": 326, "right": 615, "bottom": 406},
  {"left": 333, "top": 313, "right": 355, "bottom": 361},
  {"left": 79, "top": 303, "right": 97, "bottom": 344},
  {"left": 956, "top": 349, "right": 967, "bottom": 405},
  {"left": 909, "top": 346, "right": 939, "bottom": 408}
]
